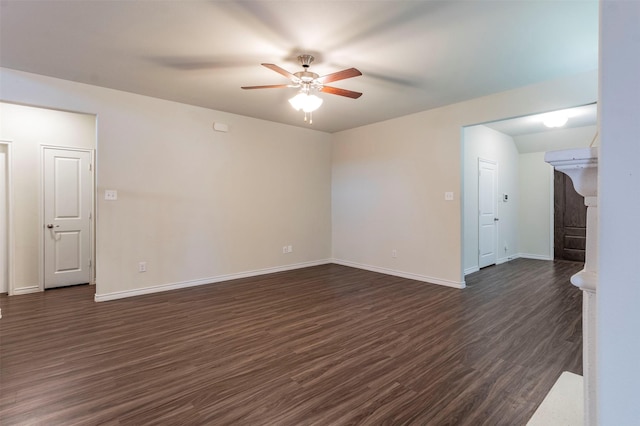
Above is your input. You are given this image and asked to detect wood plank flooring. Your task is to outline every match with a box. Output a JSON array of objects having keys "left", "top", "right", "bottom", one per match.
[{"left": 0, "top": 259, "right": 583, "bottom": 425}]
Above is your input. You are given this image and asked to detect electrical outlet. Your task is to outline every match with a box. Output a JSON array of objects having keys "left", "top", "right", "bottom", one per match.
[
  {"left": 104, "top": 190, "right": 118, "bottom": 201},
  {"left": 392, "top": 249, "right": 397, "bottom": 258},
  {"left": 282, "top": 246, "right": 288, "bottom": 254},
  {"left": 288, "top": 245, "right": 293, "bottom": 253},
  {"left": 138, "top": 261, "right": 147, "bottom": 272}
]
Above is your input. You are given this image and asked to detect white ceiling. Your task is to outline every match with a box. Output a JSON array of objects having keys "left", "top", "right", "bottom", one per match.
[
  {"left": 484, "top": 103, "right": 598, "bottom": 137},
  {"left": 0, "top": 0, "right": 598, "bottom": 133}
]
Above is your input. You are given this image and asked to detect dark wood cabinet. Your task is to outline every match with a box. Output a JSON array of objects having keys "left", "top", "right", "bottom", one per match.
[{"left": 554, "top": 170, "right": 587, "bottom": 261}]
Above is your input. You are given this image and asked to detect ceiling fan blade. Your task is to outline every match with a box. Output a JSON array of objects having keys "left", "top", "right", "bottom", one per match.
[
  {"left": 317, "top": 68, "right": 362, "bottom": 84},
  {"left": 241, "top": 84, "right": 291, "bottom": 90},
  {"left": 261, "top": 63, "right": 297, "bottom": 80},
  {"left": 320, "top": 86, "right": 363, "bottom": 99}
]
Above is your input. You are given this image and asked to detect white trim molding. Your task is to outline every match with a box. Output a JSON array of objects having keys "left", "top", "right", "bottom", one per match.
[
  {"left": 95, "top": 258, "right": 468, "bottom": 302},
  {"left": 464, "top": 266, "right": 480, "bottom": 276},
  {"left": 496, "top": 254, "right": 521, "bottom": 265},
  {"left": 332, "top": 259, "right": 465, "bottom": 289},
  {"left": 12, "top": 285, "right": 41, "bottom": 295},
  {"left": 0, "top": 140, "right": 13, "bottom": 296},
  {"left": 94, "top": 259, "right": 332, "bottom": 302},
  {"left": 519, "top": 253, "right": 553, "bottom": 261}
]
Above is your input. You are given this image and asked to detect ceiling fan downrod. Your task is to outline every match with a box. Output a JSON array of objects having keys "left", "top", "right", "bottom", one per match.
[{"left": 298, "top": 54, "right": 315, "bottom": 68}]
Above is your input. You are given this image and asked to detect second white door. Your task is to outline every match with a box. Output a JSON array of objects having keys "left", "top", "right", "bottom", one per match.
[
  {"left": 478, "top": 158, "right": 497, "bottom": 268},
  {"left": 43, "top": 148, "right": 93, "bottom": 289}
]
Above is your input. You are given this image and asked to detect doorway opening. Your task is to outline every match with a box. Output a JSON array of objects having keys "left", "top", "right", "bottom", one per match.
[
  {"left": 462, "top": 103, "right": 597, "bottom": 278},
  {"left": 0, "top": 102, "right": 96, "bottom": 295}
]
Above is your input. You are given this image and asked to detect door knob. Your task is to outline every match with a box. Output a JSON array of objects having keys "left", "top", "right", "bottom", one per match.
[
  {"left": 46, "top": 224, "right": 59, "bottom": 228},
  {"left": 494, "top": 218, "right": 500, "bottom": 221}
]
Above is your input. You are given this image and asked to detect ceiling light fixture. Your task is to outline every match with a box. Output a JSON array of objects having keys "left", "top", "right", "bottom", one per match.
[
  {"left": 288, "top": 86, "right": 323, "bottom": 124},
  {"left": 541, "top": 112, "right": 569, "bottom": 128}
]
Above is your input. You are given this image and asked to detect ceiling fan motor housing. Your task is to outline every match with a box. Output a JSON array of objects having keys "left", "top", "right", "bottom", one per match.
[
  {"left": 298, "top": 54, "right": 315, "bottom": 68},
  {"left": 295, "top": 71, "right": 319, "bottom": 82}
]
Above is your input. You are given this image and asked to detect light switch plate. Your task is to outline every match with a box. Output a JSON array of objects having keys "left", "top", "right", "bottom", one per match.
[
  {"left": 445, "top": 192, "right": 454, "bottom": 201},
  {"left": 105, "top": 190, "right": 118, "bottom": 201}
]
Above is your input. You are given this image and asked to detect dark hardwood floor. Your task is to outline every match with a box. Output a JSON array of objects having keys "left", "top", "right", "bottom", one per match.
[{"left": 0, "top": 259, "right": 583, "bottom": 425}]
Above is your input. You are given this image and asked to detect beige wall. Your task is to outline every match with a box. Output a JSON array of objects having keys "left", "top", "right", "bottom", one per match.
[
  {"left": 332, "top": 71, "right": 597, "bottom": 286},
  {"left": 0, "top": 103, "right": 96, "bottom": 293},
  {"left": 0, "top": 69, "right": 332, "bottom": 299},
  {"left": 0, "top": 67, "right": 597, "bottom": 297},
  {"left": 518, "top": 152, "right": 553, "bottom": 259}
]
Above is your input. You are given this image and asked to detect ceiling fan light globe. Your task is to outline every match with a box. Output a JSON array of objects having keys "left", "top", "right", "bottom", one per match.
[
  {"left": 289, "top": 93, "right": 323, "bottom": 112},
  {"left": 302, "top": 95, "right": 323, "bottom": 112},
  {"left": 288, "top": 93, "right": 307, "bottom": 111}
]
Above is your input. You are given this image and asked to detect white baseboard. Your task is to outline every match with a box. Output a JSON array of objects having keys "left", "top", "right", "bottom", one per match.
[
  {"left": 94, "top": 259, "right": 332, "bottom": 302},
  {"left": 12, "top": 285, "right": 41, "bottom": 295},
  {"left": 332, "top": 259, "right": 465, "bottom": 289},
  {"left": 464, "top": 266, "right": 480, "bottom": 275},
  {"left": 519, "top": 253, "right": 553, "bottom": 261},
  {"left": 95, "top": 257, "right": 468, "bottom": 302},
  {"left": 477, "top": 253, "right": 551, "bottom": 267},
  {"left": 496, "top": 254, "right": 520, "bottom": 265}
]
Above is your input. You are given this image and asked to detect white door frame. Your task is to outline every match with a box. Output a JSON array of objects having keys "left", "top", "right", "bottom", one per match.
[
  {"left": 549, "top": 165, "right": 555, "bottom": 260},
  {"left": 40, "top": 145, "right": 95, "bottom": 291},
  {"left": 0, "top": 140, "right": 13, "bottom": 295}
]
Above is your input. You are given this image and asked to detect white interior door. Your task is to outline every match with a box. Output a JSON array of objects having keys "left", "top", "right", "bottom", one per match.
[
  {"left": 43, "top": 148, "right": 92, "bottom": 289},
  {"left": 0, "top": 147, "right": 7, "bottom": 293},
  {"left": 478, "top": 158, "right": 497, "bottom": 268}
]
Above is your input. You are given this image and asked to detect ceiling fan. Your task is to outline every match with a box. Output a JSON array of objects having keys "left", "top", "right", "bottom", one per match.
[{"left": 242, "top": 54, "right": 362, "bottom": 123}]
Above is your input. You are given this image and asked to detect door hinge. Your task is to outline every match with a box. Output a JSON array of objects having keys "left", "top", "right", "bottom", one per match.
[
  {"left": 89, "top": 163, "right": 92, "bottom": 171},
  {"left": 89, "top": 211, "right": 92, "bottom": 220},
  {"left": 89, "top": 259, "right": 92, "bottom": 267}
]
